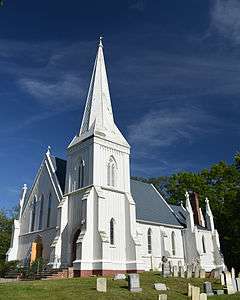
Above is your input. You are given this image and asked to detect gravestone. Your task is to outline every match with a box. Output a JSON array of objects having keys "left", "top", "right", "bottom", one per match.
[
  {"left": 236, "top": 278, "right": 240, "bottom": 292},
  {"left": 179, "top": 266, "right": 185, "bottom": 278},
  {"left": 114, "top": 273, "right": 126, "bottom": 280},
  {"left": 215, "top": 289, "right": 224, "bottom": 295},
  {"left": 158, "top": 295, "right": 167, "bottom": 300},
  {"left": 200, "top": 269, "right": 205, "bottom": 279},
  {"left": 96, "top": 278, "right": 107, "bottom": 292},
  {"left": 199, "top": 293, "right": 207, "bottom": 300},
  {"left": 214, "top": 267, "right": 223, "bottom": 279},
  {"left": 128, "top": 273, "right": 142, "bottom": 292},
  {"left": 194, "top": 265, "right": 200, "bottom": 278},
  {"left": 220, "top": 273, "right": 225, "bottom": 286},
  {"left": 232, "top": 278, "right": 237, "bottom": 292},
  {"left": 154, "top": 283, "right": 167, "bottom": 291},
  {"left": 203, "top": 281, "right": 214, "bottom": 296},
  {"left": 231, "top": 267, "right": 235, "bottom": 279},
  {"left": 188, "top": 283, "right": 192, "bottom": 297},
  {"left": 191, "top": 286, "right": 200, "bottom": 300},
  {"left": 162, "top": 262, "right": 171, "bottom": 278},
  {"left": 225, "top": 271, "right": 235, "bottom": 294},
  {"left": 173, "top": 266, "right": 178, "bottom": 277},
  {"left": 186, "top": 266, "right": 193, "bottom": 278}
]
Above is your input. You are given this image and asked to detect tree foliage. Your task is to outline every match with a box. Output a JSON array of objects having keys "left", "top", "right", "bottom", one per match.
[{"left": 0, "top": 210, "right": 13, "bottom": 262}]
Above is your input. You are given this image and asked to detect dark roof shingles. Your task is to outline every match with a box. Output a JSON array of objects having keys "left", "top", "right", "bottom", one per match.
[{"left": 130, "top": 179, "right": 182, "bottom": 227}]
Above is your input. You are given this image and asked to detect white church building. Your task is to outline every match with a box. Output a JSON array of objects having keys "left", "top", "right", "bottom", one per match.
[{"left": 7, "top": 39, "right": 224, "bottom": 276}]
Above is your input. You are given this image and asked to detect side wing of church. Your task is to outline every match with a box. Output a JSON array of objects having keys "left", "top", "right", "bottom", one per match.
[{"left": 7, "top": 39, "right": 225, "bottom": 275}]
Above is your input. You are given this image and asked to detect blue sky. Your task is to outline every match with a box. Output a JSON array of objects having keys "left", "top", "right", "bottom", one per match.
[{"left": 1, "top": 0, "right": 240, "bottom": 210}]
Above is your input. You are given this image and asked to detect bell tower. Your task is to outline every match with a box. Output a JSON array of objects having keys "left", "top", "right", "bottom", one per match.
[{"left": 62, "top": 38, "right": 143, "bottom": 275}]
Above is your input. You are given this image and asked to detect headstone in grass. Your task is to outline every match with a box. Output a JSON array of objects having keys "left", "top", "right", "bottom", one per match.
[
  {"left": 186, "top": 266, "right": 192, "bottom": 278},
  {"left": 128, "top": 273, "right": 142, "bottom": 292},
  {"left": 158, "top": 294, "right": 167, "bottom": 300},
  {"left": 199, "top": 293, "right": 207, "bottom": 300},
  {"left": 114, "top": 273, "right": 126, "bottom": 280},
  {"left": 194, "top": 265, "right": 200, "bottom": 278},
  {"left": 224, "top": 271, "right": 235, "bottom": 294},
  {"left": 162, "top": 262, "right": 171, "bottom": 278},
  {"left": 213, "top": 267, "right": 223, "bottom": 279},
  {"left": 154, "top": 283, "right": 167, "bottom": 291},
  {"left": 220, "top": 272, "right": 225, "bottom": 286},
  {"left": 191, "top": 286, "right": 200, "bottom": 300},
  {"left": 203, "top": 281, "right": 214, "bottom": 296},
  {"left": 173, "top": 266, "right": 178, "bottom": 277},
  {"left": 232, "top": 278, "right": 237, "bottom": 293},
  {"left": 188, "top": 283, "right": 192, "bottom": 297},
  {"left": 179, "top": 266, "right": 184, "bottom": 278},
  {"left": 236, "top": 278, "right": 240, "bottom": 291},
  {"left": 214, "top": 289, "right": 224, "bottom": 295},
  {"left": 199, "top": 269, "right": 205, "bottom": 278},
  {"left": 96, "top": 277, "right": 107, "bottom": 292}
]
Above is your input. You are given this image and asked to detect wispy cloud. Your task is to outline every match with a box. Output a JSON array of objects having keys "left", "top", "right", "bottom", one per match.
[
  {"left": 18, "top": 74, "right": 84, "bottom": 108},
  {"left": 128, "top": 106, "right": 217, "bottom": 150},
  {"left": 128, "top": 0, "right": 146, "bottom": 12},
  {"left": 209, "top": 0, "right": 240, "bottom": 45},
  {"left": 0, "top": 39, "right": 93, "bottom": 108}
]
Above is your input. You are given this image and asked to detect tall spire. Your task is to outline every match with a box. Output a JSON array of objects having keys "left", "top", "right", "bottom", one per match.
[{"left": 80, "top": 37, "right": 115, "bottom": 136}]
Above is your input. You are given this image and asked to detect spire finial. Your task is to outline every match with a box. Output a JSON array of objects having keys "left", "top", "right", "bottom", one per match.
[
  {"left": 99, "top": 36, "right": 103, "bottom": 47},
  {"left": 46, "top": 145, "right": 51, "bottom": 155}
]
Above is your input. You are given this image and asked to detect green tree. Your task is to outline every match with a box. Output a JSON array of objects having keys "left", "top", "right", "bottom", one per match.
[{"left": 0, "top": 210, "right": 13, "bottom": 262}]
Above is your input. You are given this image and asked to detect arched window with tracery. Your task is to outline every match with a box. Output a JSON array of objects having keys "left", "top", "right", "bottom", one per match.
[
  {"left": 38, "top": 195, "right": 44, "bottom": 230},
  {"left": 202, "top": 235, "right": 206, "bottom": 253},
  {"left": 30, "top": 197, "right": 37, "bottom": 232},
  {"left": 107, "top": 156, "right": 117, "bottom": 187},
  {"left": 47, "top": 193, "right": 52, "bottom": 228},
  {"left": 147, "top": 228, "right": 152, "bottom": 254},
  {"left": 110, "top": 218, "right": 115, "bottom": 245},
  {"left": 171, "top": 231, "right": 176, "bottom": 256},
  {"left": 78, "top": 159, "right": 85, "bottom": 189}
]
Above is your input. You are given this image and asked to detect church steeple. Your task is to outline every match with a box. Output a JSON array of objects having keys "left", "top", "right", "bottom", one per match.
[
  {"left": 80, "top": 37, "right": 115, "bottom": 135},
  {"left": 68, "top": 38, "right": 128, "bottom": 149}
]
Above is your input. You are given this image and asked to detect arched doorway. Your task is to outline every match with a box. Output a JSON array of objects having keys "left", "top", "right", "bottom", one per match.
[
  {"left": 30, "top": 235, "right": 43, "bottom": 263},
  {"left": 71, "top": 229, "right": 81, "bottom": 265}
]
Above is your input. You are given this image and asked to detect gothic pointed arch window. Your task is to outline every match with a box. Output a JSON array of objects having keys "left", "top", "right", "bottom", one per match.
[
  {"left": 202, "top": 235, "right": 206, "bottom": 253},
  {"left": 78, "top": 159, "right": 85, "bottom": 189},
  {"left": 107, "top": 156, "right": 117, "bottom": 187},
  {"left": 47, "top": 193, "right": 52, "bottom": 228},
  {"left": 147, "top": 228, "right": 152, "bottom": 254},
  {"left": 171, "top": 231, "right": 176, "bottom": 256},
  {"left": 30, "top": 197, "right": 37, "bottom": 232},
  {"left": 38, "top": 194, "right": 44, "bottom": 230},
  {"left": 110, "top": 218, "right": 115, "bottom": 245}
]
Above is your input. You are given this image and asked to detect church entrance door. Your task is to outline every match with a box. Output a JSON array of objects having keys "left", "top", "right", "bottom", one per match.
[
  {"left": 30, "top": 235, "right": 43, "bottom": 263},
  {"left": 71, "top": 229, "right": 81, "bottom": 266}
]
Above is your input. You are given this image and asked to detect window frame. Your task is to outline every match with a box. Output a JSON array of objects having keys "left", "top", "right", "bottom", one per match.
[
  {"left": 47, "top": 193, "right": 52, "bottom": 228},
  {"left": 171, "top": 231, "right": 176, "bottom": 256},
  {"left": 110, "top": 218, "right": 115, "bottom": 245},
  {"left": 38, "top": 194, "right": 44, "bottom": 230},
  {"left": 147, "top": 228, "right": 152, "bottom": 254}
]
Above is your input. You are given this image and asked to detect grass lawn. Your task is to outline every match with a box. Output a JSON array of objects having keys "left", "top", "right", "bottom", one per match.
[{"left": 0, "top": 272, "right": 240, "bottom": 300}]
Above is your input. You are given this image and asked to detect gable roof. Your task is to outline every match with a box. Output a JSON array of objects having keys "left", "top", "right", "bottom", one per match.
[
  {"left": 169, "top": 204, "right": 187, "bottom": 225},
  {"left": 130, "top": 179, "right": 183, "bottom": 227}
]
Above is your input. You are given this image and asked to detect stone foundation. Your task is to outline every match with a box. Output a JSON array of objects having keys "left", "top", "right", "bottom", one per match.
[{"left": 74, "top": 269, "right": 144, "bottom": 277}]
